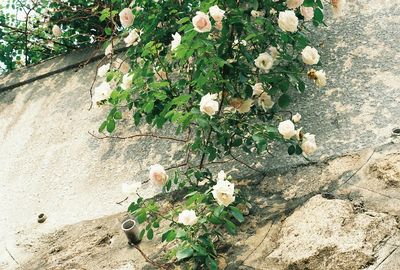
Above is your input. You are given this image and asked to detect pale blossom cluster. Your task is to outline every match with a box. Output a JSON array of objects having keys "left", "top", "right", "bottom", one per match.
[
  {"left": 178, "top": 210, "right": 198, "bottom": 226},
  {"left": 212, "top": 171, "right": 235, "bottom": 207},
  {"left": 192, "top": 5, "right": 225, "bottom": 33},
  {"left": 278, "top": 116, "right": 318, "bottom": 156},
  {"left": 149, "top": 164, "right": 168, "bottom": 186},
  {"left": 308, "top": 69, "right": 327, "bottom": 87},
  {"left": 92, "top": 81, "right": 112, "bottom": 107},
  {"left": 200, "top": 93, "right": 219, "bottom": 116},
  {"left": 52, "top": 25, "right": 62, "bottom": 37}
]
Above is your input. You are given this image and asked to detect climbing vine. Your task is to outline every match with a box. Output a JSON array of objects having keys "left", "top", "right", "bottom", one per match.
[{"left": 1, "top": 0, "right": 346, "bottom": 269}]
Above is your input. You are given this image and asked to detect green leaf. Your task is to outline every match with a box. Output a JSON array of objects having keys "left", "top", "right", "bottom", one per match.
[
  {"left": 176, "top": 247, "right": 193, "bottom": 261},
  {"left": 295, "top": 145, "right": 303, "bottom": 155},
  {"left": 106, "top": 119, "right": 115, "bottom": 133},
  {"left": 144, "top": 101, "right": 154, "bottom": 113},
  {"left": 297, "top": 80, "right": 306, "bottom": 93},
  {"left": 113, "top": 110, "right": 122, "bottom": 120},
  {"left": 152, "top": 220, "right": 160, "bottom": 228},
  {"left": 224, "top": 219, "right": 237, "bottom": 235},
  {"left": 232, "top": 138, "right": 243, "bottom": 147},
  {"left": 206, "top": 256, "right": 218, "bottom": 270},
  {"left": 147, "top": 228, "right": 154, "bottom": 240},
  {"left": 193, "top": 244, "right": 208, "bottom": 256},
  {"left": 288, "top": 145, "right": 296, "bottom": 155},
  {"left": 278, "top": 94, "right": 292, "bottom": 108},
  {"left": 98, "top": 121, "right": 107, "bottom": 132},
  {"left": 136, "top": 211, "right": 147, "bottom": 224},
  {"left": 213, "top": 205, "right": 224, "bottom": 218},
  {"left": 171, "top": 94, "right": 191, "bottom": 105},
  {"left": 230, "top": 206, "right": 244, "bottom": 223},
  {"left": 104, "top": 27, "right": 112, "bottom": 35},
  {"left": 127, "top": 202, "right": 140, "bottom": 213},
  {"left": 162, "top": 229, "right": 176, "bottom": 242},
  {"left": 177, "top": 17, "right": 190, "bottom": 24},
  {"left": 303, "top": 0, "right": 314, "bottom": 7},
  {"left": 209, "top": 215, "right": 222, "bottom": 224},
  {"left": 314, "top": 8, "right": 324, "bottom": 24}
]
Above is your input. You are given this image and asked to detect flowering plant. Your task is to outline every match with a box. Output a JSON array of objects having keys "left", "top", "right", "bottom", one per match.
[
  {"left": 1, "top": 0, "right": 344, "bottom": 268},
  {"left": 91, "top": 0, "right": 344, "bottom": 268},
  {"left": 88, "top": 0, "right": 345, "bottom": 267}
]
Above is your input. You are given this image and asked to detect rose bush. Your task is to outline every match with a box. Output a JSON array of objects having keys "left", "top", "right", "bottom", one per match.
[
  {"left": 89, "top": 0, "right": 342, "bottom": 268},
  {"left": 1, "top": 0, "right": 345, "bottom": 268}
]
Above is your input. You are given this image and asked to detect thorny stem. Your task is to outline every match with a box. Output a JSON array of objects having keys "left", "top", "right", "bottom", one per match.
[
  {"left": 229, "top": 153, "right": 265, "bottom": 175},
  {"left": 132, "top": 244, "right": 170, "bottom": 270},
  {"left": 88, "top": 131, "right": 188, "bottom": 143}
]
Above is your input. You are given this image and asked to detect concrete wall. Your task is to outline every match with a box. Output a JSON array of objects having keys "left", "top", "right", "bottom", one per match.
[{"left": 1, "top": 0, "right": 399, "bottom": 267}]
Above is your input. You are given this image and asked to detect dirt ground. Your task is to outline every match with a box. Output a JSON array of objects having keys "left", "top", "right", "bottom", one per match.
[{"left": 11, "top": 142, "right": 400, "bottom": 270}]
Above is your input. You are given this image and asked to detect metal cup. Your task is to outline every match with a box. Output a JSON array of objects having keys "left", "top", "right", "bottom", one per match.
[{"left": 121, "top": 219, "right": 141, "bottom": 245}]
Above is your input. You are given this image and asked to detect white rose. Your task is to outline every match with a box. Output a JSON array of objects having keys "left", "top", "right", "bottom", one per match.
[
  {"left": 200, "top": 93, "right": 219, "bottom": 116},
  {"left": 214, "top": 20, "right": 223, "bottom": 31},
  {"left": 252, "top": 83, "right": 264, "bottom": 96},
  {"left": 178, "top": 210, "right": 198, "bottom": 226},
  {"left": 92, "top": 82, "right": 112, "bottom": 107},
  {"left": 251, "top": 10, "right": 265, "bottom": 17},
  {"left": 52, "top": 25, "right": 62, "bottom": 37},
  {"left": 124, "top": 29, "right": 140, "bottom": 47},
  {"left": 278, "top": 10, "right": 299, "bottom": 33},
  {"left": 301, "top": 133, "right": 317, "bottom": 156},
  {"left": 149, "top": 164, "right": 168, "bottom": 186},
  {"left": 121, "top": 73, "right": 133, "bottom": 90},
  {"left": 286, "top": 0, "right": 304, "bottom": 9},
  {"left": 301, "top": 46, "right": 320, "bottom": 65},
  {"left": 270, "top": 8, "right": 277, "bottom": 15},
  {"left": 332, "top": 0, "right": 346, "bottom": 16},
  {"left": 254, "top": 52, "right": 274, "bottom": 72},
  {"left": 300, "top": 6, "right": 314, "bottom": 21},
  {"left": 217, "top": 170, "right": 227, "bottom": 182},
  {"left": 258, "top": 92, "right": 274, "bottom": 111},
  {"left": 121, "top": 181, "right": 141, "bottom": 195},
  {"left": 119, "top": 8, "right": 134, "bottom": 28},
  {"left": 192, "top": 11, "right": 212, "bottom": 33},
  {"left": 105, "top": 43, "right": 113, "bottom": 56},
  {"left": 278, "top": 120, "right": 296, "bottom": 140},
  {"left": 229, "top": 98, "right": 253, "bottom": 114},
  {"left": 212, "top": 180, "right": 235, "bottom": 207},
  {"left": 237, "top": 99, "right": 253, "bottom": 113},
  {"left": 315, "top": 70, "right": 327, "bottom": 87},
  {"left": 292, "top": 113, "right": 302, "bottom": 123},
  {"left": 209, "top": 5, "right": 225, "bottom": 22},
  {"left": 171, "top": 32, "right": 181, "bottom": 51},
  {"left": 269, "top": 46, "right": 279, "bottom": 59},
  {"left": 97, "top": 63, "right": 110, "bottom": 77},
  {"left": 113, "top": 58, "right": 130, "bottom": 74},
  {"left": 295, "top": 127, "right": 303, "bottom": 140}
]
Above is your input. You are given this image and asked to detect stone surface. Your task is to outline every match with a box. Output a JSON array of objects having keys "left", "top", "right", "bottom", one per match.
[
  {"left": 266, "top": 195, "right": 398, "bottom": 270},
  {"left": 8, "top": 143, "right": 400, "bottom": 270}
]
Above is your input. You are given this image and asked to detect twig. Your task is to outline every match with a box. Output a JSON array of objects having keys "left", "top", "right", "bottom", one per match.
[
  {"left": 88, "top": 131, "right": 188, "bottom": 143},
  {"left": 338, "top": 149, "right": 375, "bottom": 188},
  {"left": 116, "top": 197, "right": 129, "bottom": 205},
  {"left": 0, "top": 23, "right": 78, "bottom": 50},
  {"left": 166, "top": 163, "right": 188, "bottom": 171},
  {"left": 230, "top": 153, "right": 265, "bottom": 174},
  {"left": 5, "top": 247, "right": 19, "bottom": 265},
  {"left": 132, "top": 244, "right": 170, "bottom": 270}
]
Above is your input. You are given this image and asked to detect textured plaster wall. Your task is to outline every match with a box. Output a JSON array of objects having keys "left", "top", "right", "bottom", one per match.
[{"left": 0, "top": 0, "right": 399, "bottom": 267}]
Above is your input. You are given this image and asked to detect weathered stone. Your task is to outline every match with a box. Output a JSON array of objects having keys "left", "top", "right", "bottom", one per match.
[{"left": 265, "top": 195, "right": 398, "bottom": 270}]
